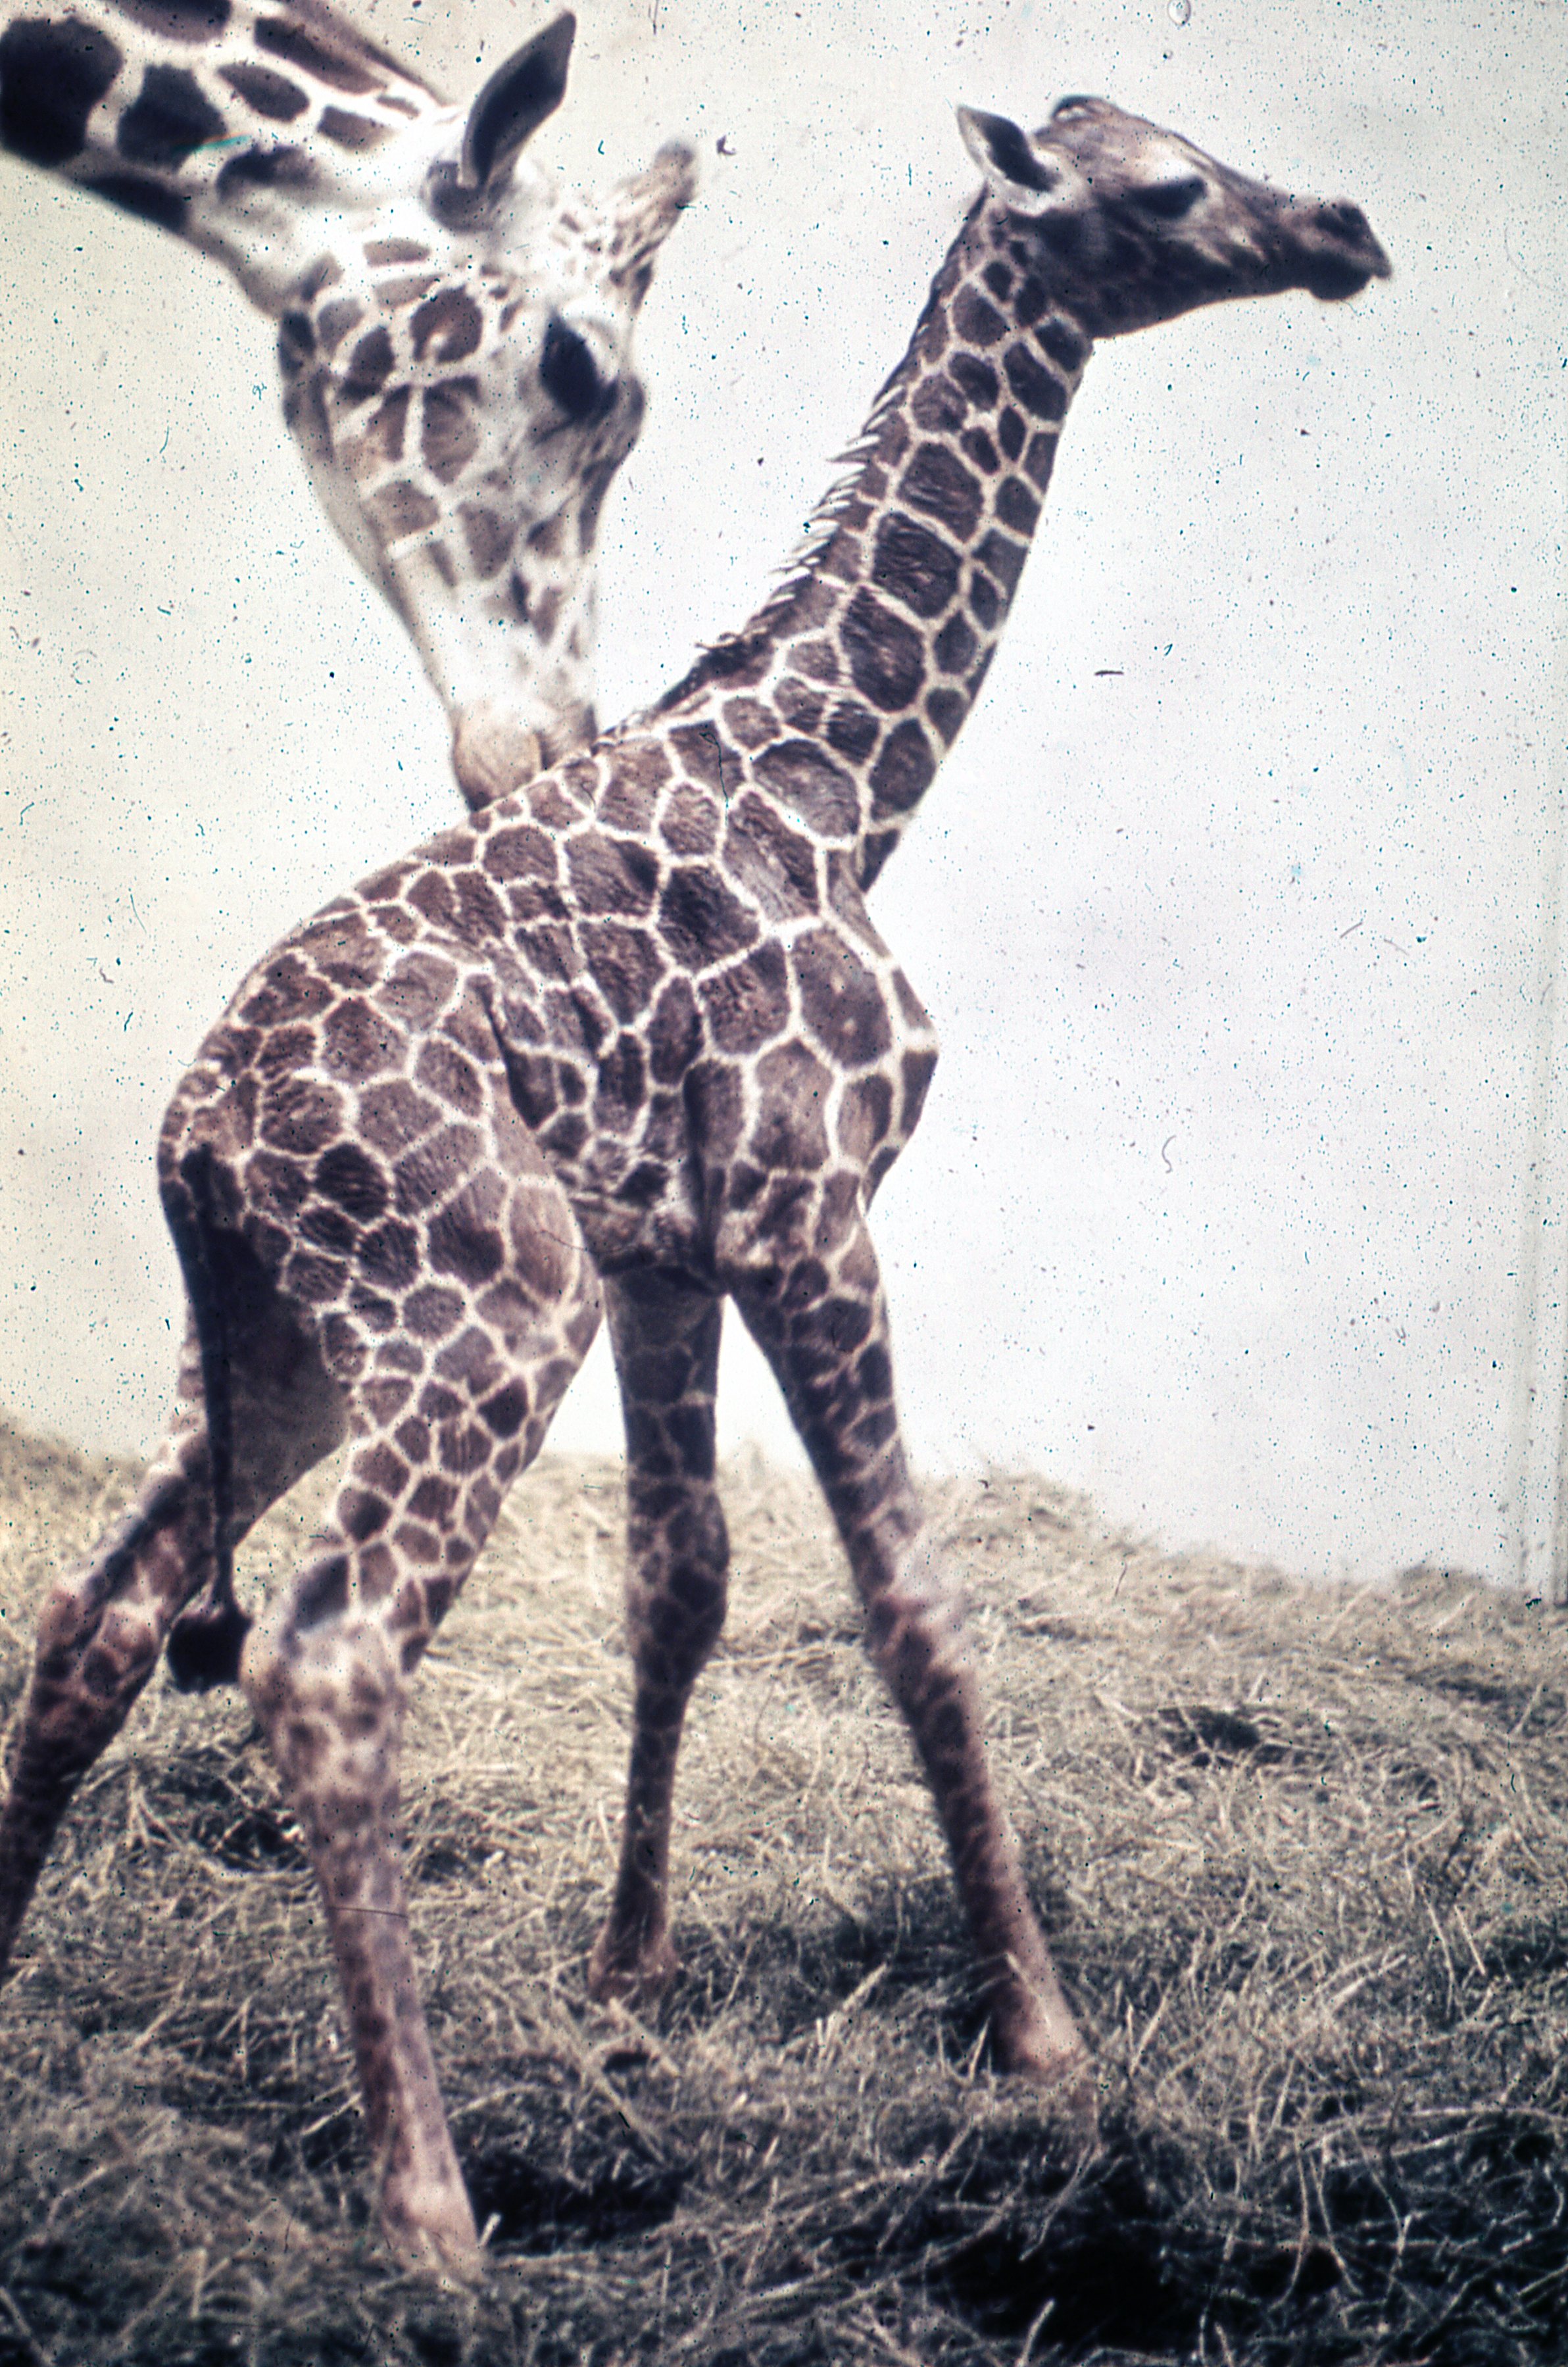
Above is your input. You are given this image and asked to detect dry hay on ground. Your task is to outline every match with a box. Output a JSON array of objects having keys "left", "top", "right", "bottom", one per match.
[{"left": 0, "top": 1411, "right": 1564, "bottom": 2367}]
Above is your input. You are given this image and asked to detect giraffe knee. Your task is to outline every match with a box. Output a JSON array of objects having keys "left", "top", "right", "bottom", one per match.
[
  {"left": 15, "top": 1570, "right": 164, "bottom": 1769},
  {"left": 41, "top": 1567, "right": 163, "bottom": 1689},
  {"left": 664, "top": 1544, "right": 729, "bottom": 1661},
  {"left": 241, "top": 1593, "right": 404, "bottom": 1809},
  {"left": 30, "top": 1567, "right": 105, "bottom": 1669},
  {"left": 861, "top": 1539, "right": 969, "bottom": 1699},
  {"left": 675, "top": 1490, "right": 731, "bottom": 1638}
]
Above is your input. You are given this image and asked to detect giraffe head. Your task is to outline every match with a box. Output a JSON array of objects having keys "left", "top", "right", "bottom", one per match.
[
  {"left": 262, "top": 14, "right": 697, "bottom": 804},
  {"left": 956, "top": 96, "right": 1388, "bottom": 338},
  {"left": 0, "top": 1, "right": 693, "bottom": 802}
]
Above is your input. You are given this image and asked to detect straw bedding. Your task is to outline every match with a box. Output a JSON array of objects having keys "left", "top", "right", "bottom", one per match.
[{"left": 0, "top": 1415, "right": 1563, "bottom": 2364}]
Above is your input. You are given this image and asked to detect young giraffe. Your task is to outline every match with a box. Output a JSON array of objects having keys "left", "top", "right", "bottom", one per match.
[
  {"left": 0, "top": 0, "right": 695, "bottom": 802},
  {"left": 0, "top": 96, "right": 1388, "bottom": 2267}
]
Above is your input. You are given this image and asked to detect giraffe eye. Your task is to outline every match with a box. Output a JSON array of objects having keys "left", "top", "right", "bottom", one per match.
[
  {"left": 1131, "top": 175, "right": 1206, "bottom": 220},
  {"left": 539, "top": 316, "right": 612, "bottom": 420}
]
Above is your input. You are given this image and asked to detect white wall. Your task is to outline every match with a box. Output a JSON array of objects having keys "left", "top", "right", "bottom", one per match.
[{"left": 1, "top": 0, "right": 1561, "bottom": 1583}]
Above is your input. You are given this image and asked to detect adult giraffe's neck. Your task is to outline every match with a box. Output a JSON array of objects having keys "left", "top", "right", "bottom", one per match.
[
  {"left": 0, "top": 0, "right": 445, "bottom": 311},
  {"left": 660, "top": 201, "right": 1092, "bottom": 891}
]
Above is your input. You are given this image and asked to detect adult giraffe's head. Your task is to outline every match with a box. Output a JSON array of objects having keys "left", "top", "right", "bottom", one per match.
[
  {"left": 956, "top": 95, "right": 1389, "bottom": 339},
  {"left": 0, "top": 3, "right": 697, "bottom": 801},
  {"left": 273, "top": 15, "right": 698, "bottom": 806}
]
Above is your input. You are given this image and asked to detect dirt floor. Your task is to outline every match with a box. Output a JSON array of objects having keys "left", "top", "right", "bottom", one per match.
[{"left": 0, "top": 1412, "right": 1564, "bottom": 2366}]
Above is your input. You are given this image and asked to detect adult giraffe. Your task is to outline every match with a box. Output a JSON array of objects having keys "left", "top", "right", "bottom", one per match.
[
  {"left": 0, "top": 93, "right": 1388, "bottom": 2269},
  {"left": 0, "top": 0, "right": 694, "bottom": 798}
]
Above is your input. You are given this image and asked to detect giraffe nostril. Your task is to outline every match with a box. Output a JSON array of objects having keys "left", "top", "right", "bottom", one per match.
[{"left": 1323, "top": 200, "right": 1373, "bottom": 244}]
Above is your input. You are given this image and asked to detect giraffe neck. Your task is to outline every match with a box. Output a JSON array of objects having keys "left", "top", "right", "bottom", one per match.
[
  {"left": 0, "top": 0, "right": 448, "bottom": 311},
  {"left": 660, "top": 202, "right": 1092, "bottom": 891}
]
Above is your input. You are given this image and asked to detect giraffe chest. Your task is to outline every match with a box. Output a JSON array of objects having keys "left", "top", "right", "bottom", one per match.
[
  {"left": 487, "top": 913, "right": 939, "bottom": 1277},
  {"left": 467, "top": 739, "right": 943, "bottom": 1275}
]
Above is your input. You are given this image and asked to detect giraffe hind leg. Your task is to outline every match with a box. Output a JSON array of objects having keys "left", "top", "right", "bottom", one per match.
[
  {"left": 233, "top": 1126, "right": 602, "bottom": 2268},
  {"left": 0, "top": 1294, "right": 347, "bottom": 1978},
  {"left": 588, "top": 1271, "right": 729, "bottom": 2003}
]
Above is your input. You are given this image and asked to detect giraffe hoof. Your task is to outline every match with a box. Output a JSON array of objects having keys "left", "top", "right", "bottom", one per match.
[
  {"left": 166, "top": 1598, "right": 253, "bottom": 1692},
  {"left": 387, "top": 2227, "right": 486, "bottom": 2285},
  {"left": 379, "top": 2184, "right": 483, "bottom": 2282},
  {"left": 587, "top": 1923, "right": 681, "bottom": 2006},
  {"left": 989, "top": 1976, "right": 1100, "bottom": 2140},
  {"left": 996, "top": 2025, "right": 1100, "bottom": 2143}
]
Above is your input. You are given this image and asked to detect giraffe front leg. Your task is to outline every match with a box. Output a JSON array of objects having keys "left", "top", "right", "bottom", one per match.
[
  {"left": 733, "top": 1231, "right": 1096, "bottom": 2132},
  {"left": 588, "top": 1273, "right": 728, "bottom": 2005}
]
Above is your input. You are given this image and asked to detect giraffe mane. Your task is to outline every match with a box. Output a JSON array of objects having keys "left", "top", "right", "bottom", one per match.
[
  {"left": 654, "top": 205, "right": 978, "bottom": 717},
  {"left": 651, "top": 354, "right": 921, "bottom": 712}
]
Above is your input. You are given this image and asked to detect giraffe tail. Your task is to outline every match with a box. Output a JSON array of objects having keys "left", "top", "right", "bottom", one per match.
[{"left": 162, "top": 1140, "right": 253, "bottom": 1693}]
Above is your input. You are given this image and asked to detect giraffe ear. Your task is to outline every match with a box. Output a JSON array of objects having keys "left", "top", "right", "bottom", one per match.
[
  {"left": 460, "top": 12, "right": 576, "bottom": 192},
  {"left": 956, "top": 105, "right": 1062, "bottom": 210}
]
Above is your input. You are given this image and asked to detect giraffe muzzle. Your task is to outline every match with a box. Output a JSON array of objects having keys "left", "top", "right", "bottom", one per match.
[{"left": 1280, "top": 197, "right": 1392, "bottom": 302}]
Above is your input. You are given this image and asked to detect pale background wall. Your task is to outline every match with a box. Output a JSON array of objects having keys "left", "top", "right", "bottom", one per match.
[{"left": 0, "top": 0, "right": 1561, "bottom": 1582}]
